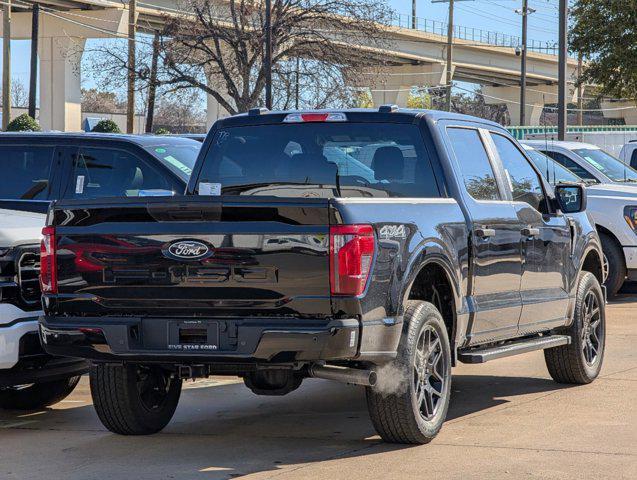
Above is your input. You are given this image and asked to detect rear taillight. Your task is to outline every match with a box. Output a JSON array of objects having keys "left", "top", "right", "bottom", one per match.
[
  {"left": 330, "top": 225, "right": 375, "bottom": 296},
  {"left": 40, "top": 226, "right": 57, "bottom": 294}
]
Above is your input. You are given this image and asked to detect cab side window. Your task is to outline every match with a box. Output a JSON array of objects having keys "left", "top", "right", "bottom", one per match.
[
  {"left": 544, "top": 151, "right": 597, "bottom": 181},
  {"left": 447, "top": 127, "right": 500, "bottom": 201},
  {"left": 0, "top": 146, "right": 54, "bottom": 200},
  {"left": 64, "top": 147, "right": 174, "bottom": 199},
  {"left": 492, "top": 134, "right": 547, "bottom": 213}
]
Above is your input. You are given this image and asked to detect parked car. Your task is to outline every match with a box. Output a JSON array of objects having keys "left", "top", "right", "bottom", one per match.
[
  {"left": 40, "top": 108, "right": 605, "bottom": 444},
  {"left": 524, "top": 140, "right": 637, "bottom": 295},
  {"left": 619, "top": 141, "right": 637, "bottom": 170},
  {"left": 0, "top": 133, "right": 199, "bottom": 410}
]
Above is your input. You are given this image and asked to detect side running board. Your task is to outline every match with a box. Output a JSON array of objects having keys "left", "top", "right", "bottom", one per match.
[{"left": 458, "top": 335, "right": 571, "bottom": 364}]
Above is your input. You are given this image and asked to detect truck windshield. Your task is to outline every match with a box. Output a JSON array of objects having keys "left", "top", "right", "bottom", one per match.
[
  {"left": 144, "top": 143, "right": 200, "bottom": 182},
  {"left": 526, "top": 149, "right": 582, "bottom": 184},
  {"left": 197, "top": 123, "right": 440, "bottom": 198},
  {"left": 573, "top": 148, "right": 637, "bottom": 183}
]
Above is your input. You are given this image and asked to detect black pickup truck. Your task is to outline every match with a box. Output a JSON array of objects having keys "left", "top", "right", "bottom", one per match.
[{"left": 39, "top": 108, "right": 606, "bottom": 444}]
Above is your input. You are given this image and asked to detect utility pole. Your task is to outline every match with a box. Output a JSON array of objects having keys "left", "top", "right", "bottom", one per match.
[
  {"left": 2, "top": 0, "right": 11, "bottom": 130},
  {"left": 28, "top": 2, "right": 39, "bottom": 119},
  {"left": 264, "top": 0, "right": 272, "bottom": 110},
  {"left": 126, "top": 0, "right": 136, "bottom": 134},
  {"left": 294, "top": 56, "right": 300, "bottom": 110},
  {"left": 517, "top": 0, "right": 535, "bottom": 126},
  {"left": 577, "top": 54, "right": 583, "bottom": 126},
  {"left": 444, "top": 0, "right": 454, "bottom": 112},
  {"left": 145, "top": 31, "right": 160, "bottom": 134},
  {"left": 412, "top": 0, "right": 417, "bottom": 29},
  {"left": 557, "top": 0, "right": 568, "bottom": 140}
]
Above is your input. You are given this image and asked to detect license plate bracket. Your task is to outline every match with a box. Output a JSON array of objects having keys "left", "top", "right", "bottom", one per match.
[{"left": 168, "top": 321, "right": 219, "bottom": 351}]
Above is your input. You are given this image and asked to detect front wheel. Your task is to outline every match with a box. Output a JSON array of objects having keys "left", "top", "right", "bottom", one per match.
[
  {"left": 366, "top": 301, "right": 452, "bottom": 444},
  {"left": 600, "top": 232, "right": 626, "bottom": 297},
  {"left": 90, "top": 363, "right": 182, "bottom": 435},
  {"left": 545, "top": 272, "right": 606, "bottom": 384},
  {"left": 0, "top": 376, "right": 81, "bottom": 410}
]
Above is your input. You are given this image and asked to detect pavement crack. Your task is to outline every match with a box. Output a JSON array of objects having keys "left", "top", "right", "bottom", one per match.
[{"left": 432, "top": 442, "right": 636, "bottom": 457}]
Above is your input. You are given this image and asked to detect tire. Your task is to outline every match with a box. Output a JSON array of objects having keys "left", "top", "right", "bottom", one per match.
[
  {"left": 89, "top": 363, "right": 182, "bottom": 435},
  {"left": 544, "top": 272, "right": 606, "bottom": 384},
  {"left": 600, "top": 232, "right": 626, "bottom": 297},
  {"left": 0, "top": 376, "right": 81, "bottom": 410},
  {"left": 366, "top": 301, "right": 452, "bottom": 444}
]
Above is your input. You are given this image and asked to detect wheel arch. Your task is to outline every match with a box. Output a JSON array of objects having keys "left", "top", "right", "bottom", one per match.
[{"left": 402, "top": 254, "right": 461, "bottom": 355}]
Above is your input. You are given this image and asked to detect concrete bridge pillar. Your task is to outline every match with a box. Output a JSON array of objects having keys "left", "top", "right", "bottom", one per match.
[
  {"left": 601, "top": 101, "right": 637, "bottom": 125},
  {"left": 368, "top": 63, "right": 452, "bottom": 107},
  {"left": 206, "top": 94, "right": 232, "bottom": 129},
  {"left": 482, "top": 84, "right": 576, "bottom": 126},
  {"left": 38, "top": 37, "right": 86, "bottom": 132}
]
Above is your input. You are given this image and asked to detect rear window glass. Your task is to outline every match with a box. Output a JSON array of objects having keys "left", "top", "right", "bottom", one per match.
[
  {"left": 0, "top": 146, "right": 54, "bottom": 200},
  {"left": 196, "top": 123, "right": 440, "bottom": 198},
  {"left": 143, "top": 142, "right": 200, "bottom": 181}
]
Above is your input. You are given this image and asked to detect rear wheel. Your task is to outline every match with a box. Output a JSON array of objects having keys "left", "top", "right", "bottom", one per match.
[
  {"left": 600, "top": 232, "right": 626, "bottom": 296},
  {"left": 366, "top": 301, "right": 452, "bottom": 444},
  {"left": 0, "top": 376, "right": 81, "bottom": 410},
  {"left": 545, "top": 272, "right": 606, "bottom": 384},
  {"left": 90, "top": 363, "right": 182, "bottom": 435}
]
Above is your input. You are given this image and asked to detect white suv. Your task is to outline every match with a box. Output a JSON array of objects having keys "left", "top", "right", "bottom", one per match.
[
  {"left": 523, "top": 140, "right": 637, "bottom": 295},
  {"left": 0, "top": 208, "right": 87, "bottom": 409}
]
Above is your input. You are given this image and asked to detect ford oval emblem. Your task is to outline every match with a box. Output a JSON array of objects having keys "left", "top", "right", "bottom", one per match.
[{"left": 164, "top": 240, "right": 213, "bottom": 261}]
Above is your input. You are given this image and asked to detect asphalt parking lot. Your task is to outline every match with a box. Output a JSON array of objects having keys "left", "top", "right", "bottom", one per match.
[{"left": 1, "top": 289, "right": 636, "bottom": 480}]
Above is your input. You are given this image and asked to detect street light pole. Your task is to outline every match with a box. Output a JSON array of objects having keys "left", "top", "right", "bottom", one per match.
[
  {"left": 557, "top": 0, "right": 568, "bottom": 140},
  {"left": 444, "top": 0, "right": 454, "bottom": 112},
  {"left": 518, "top": 0, "right": 535, "bottom": 126},
  {"left": 264, "top": 0, "right": 272, "bottom": 110},
  {"left": 2, "top": 0, "right": 11, "bottom": 130},
  {"left": 28, "top": 3, "right": 39, "bottom": 120},
  {"left": 126, "top": 0, "right": 137, "bottom": 134},
  {"left": 412, "top": 0, "right": 417, "bottom": 29}
]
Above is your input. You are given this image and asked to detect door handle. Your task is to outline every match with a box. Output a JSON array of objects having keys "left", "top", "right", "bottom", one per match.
[
  {"left": 475, "top": 228, "right": 496, "bottom": 239},
  {"left": 521, "top": 227, "right": 540, "bottom": 237}
]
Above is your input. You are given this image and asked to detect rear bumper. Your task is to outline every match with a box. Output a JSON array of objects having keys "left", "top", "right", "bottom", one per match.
[{"left": 39, "top": 315, "right": 369, "bottom": 364}]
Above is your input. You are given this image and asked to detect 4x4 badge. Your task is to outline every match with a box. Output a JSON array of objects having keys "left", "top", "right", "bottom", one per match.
[{"left": 163, "top": 240, "right": 213, "bottom": 261}]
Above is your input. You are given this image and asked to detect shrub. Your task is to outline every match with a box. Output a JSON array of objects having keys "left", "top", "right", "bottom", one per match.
[
  {"left": 5, "top": 113, "right": 41, "bottom": 132},
  {"left": 154, "top": 127, "right": 171, "bottom": 135},
  {"left": 92, "top": 119, "right": 121, "bottom": 133}
]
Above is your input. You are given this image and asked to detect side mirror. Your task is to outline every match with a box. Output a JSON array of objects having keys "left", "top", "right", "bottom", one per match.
[{"left": 555, "top": 183, "right": 587, "bottom": 214}]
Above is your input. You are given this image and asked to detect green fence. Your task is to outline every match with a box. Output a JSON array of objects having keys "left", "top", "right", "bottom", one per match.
[{"left": 507, "top": 125, "right": 637, "bottom": 140}]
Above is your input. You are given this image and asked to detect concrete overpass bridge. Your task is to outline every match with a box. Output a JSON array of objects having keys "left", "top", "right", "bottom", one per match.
[{"left": 2, "top": 0, "right": 633, "bottom": 131}]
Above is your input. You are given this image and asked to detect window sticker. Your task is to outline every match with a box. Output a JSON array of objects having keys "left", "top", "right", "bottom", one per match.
[
  {"left": 155, "top": 147, "right": 167, "bottom": 154},
  {"left": 199, "top": 182, "right": 221, "bottom": 196},
  {"left": 75, "top": 175, "right": 85, "bottom": 194},
  {"left": 163, "top": 155, "right": 193, "bottom": 175}
]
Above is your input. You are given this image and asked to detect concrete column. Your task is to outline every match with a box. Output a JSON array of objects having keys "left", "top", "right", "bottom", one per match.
[
  {"left": 206, "top": 94, "right": 232, "bottom": 129},
  {"left": 601, "top": 100, "right": 637, "bottom": 125},
  {"left": 38, "top": 36, "right": 85, "bottom": 132},
  {"left": 483, "top": 84, "right": 576, "bottom": 126},
  {"left": 371, "top": 86, "right": 410, "bottom": 107},
  {"left": 369, "top": 63, "right": 452, "bottom": 108}
]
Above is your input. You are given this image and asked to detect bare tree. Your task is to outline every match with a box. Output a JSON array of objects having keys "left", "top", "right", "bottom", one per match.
[
  {"left": 9, "top": 79, "right": 28, "bottom": 108},
  {"left": 81, "top": 88, "right": 126, "bottom": 113},
  {"left": 85, "top": 0, "right": 393, "bottom": 115},
  {"left": 154, "top": 90, "right": 207, "bottom": 132}
]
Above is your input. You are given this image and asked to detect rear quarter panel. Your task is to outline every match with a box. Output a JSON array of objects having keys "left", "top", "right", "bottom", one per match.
[{"left": 330, "top": 198, "right": 469, "bottom": 348}]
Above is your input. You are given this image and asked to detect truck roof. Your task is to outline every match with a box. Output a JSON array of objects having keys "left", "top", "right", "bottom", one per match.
[
  {"left": 0, "top": 132, "right": 200, "bottom": 147},
  {"left": 522, "top": 139, "right": 601, "bottom": 151},
  {"left": 213, "top": 107, "right": 505, "bottom": 130}
]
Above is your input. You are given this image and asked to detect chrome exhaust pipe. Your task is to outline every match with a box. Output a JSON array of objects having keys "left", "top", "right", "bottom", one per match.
[{"left": 309, "top": 364, "right": 377, "bottom": 387}]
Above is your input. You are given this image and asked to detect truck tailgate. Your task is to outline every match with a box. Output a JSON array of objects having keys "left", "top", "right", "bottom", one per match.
[{"left": 49, "top": 197, "right": 332, "bottom": 318}]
